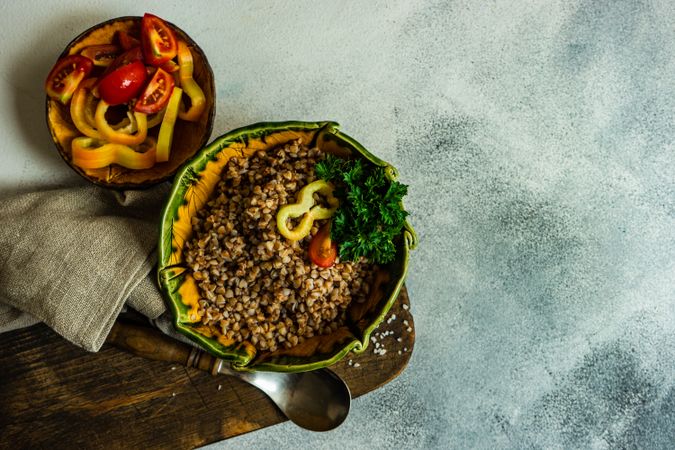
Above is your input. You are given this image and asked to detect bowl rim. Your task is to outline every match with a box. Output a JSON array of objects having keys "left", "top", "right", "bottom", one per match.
[{"left": 157, "top": 120, "right": 417, "bottom": 372}]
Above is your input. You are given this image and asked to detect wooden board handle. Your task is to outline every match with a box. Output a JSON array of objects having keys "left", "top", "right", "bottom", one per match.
[{"left": 107, "top": 321, "right": 223, "bottom": 375}]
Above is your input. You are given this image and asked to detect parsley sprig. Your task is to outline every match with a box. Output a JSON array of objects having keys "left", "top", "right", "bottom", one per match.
[{"left": 315, "top": 155, "right": 409, "bottom": 264}]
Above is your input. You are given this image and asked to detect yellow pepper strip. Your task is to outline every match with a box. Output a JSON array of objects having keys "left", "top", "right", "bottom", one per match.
[
  {"left": 70, "top": 79, "right": 104, "bottom": 140},
  {"left": 111, "top": 112, "right": 136, "bottom": 134},
  {"left": 72, "top": 79, "right": 136, "bottom": 136},
  {"left": 276, "top": 180, "right": 339, "bottom": 241},
  {"left": 156, "top": 86, "right": 183, "bottom": 162},
  {"left": 146, "top": 109, "right": 166, "bottom": 128},
  {"left": 95, "top": 99, "right": 147, "bottom": 145},
  {"left": 177, "top": 40, "right": 195, "bottom": 79},
  {"left": 161, "top": 59, "right": 180, "bottom": 73},
  {"left": 176, "top": 40, "right": 206, "bottom": 122},
  {"left": 84, "top": 86, "right": 99, "bottom": 125},
  {"left": 71, "top": 136, "right": 157, "bottom": 170}
]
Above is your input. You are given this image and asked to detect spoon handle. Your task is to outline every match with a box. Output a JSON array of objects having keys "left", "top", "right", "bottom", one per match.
[{"left": 107, "top": 321, "right": 223, "bottom": 375}]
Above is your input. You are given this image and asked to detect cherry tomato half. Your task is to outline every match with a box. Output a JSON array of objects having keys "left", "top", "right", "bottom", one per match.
[
  {"left": 103, "top": 47, "right": 143, "bottom": 76},
  {"left": 98, "top": 60, "right": 147, "bottom": 105},
  {"left": 134, "top": 68, "right": 175, "bottom": 114},
  {"left": 141, "top": 13, "right": 177, "bottom": 66},
  {"left": 80, "top": 44, "right": 121, "bottom": 67},
  {"left": 308, "top": 223, "right": 338, "bottom": 268},
  {"left": 45, "top": 55, "right": 93, "bottom": 104},
  {"left": 117, "top": 30, "right": 140, "bottom": 51}
]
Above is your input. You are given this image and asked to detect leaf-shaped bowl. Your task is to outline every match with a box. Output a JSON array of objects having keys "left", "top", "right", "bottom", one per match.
[
  {"left": 157, "top": 121, "right": 417, "bottom": 372},
  {"left": 45, "top": 16, "right": 215, "bottom": 189}
]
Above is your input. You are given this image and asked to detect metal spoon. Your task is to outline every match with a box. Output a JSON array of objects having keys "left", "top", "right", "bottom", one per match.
[
  {"left": 215, "top": 359, "right": 351, "bottom": 431},
  {"left": 107, "top": 321, "right": 351, "bottom": 431}
]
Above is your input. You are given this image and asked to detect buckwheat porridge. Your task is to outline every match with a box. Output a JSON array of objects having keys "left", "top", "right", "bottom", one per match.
[{"left": 184, "top": 140, "right": 375, "bottom": 352}]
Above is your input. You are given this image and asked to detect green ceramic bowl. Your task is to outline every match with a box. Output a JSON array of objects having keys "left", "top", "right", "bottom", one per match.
[{"left": 157, "top": 121, "right": 417, "bottom": 372}]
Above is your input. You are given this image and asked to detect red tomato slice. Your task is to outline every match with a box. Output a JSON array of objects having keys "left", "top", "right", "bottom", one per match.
[
  {"left": 103, "top": 47, "right": 143, "bottom": 76},
  {"left": 96, "top": 47, "right": 144, "bottom": 94},
  {"left": 45, "top": 55, "right": 93, "bottom": 104},
  {"left": 134, "top": 68, "right": 175, "bottom": 114},
  {"left": 308, "top": 223, "right": 338, "bottom": 267},
  {"left": 117, "top": 30, "right": 140, "bottom": 51},
  {"left": 98, "top": 60, "right": 147, "bottom": 105},
  {"left": 80, "top": 44, "right": 121, "bottom": 67},
  {"left": 141, "top": 13, "right": 177, "bottom": 66}
]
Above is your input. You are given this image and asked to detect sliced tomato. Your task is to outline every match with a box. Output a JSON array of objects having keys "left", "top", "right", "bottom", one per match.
[
  {"left": 96, "top": 47, "right": 144, "bottom": 95},
  {"left": 134, "top": 68, "right": 175, "bottom": 114},
  {"left": 80, "top": 44, "right": 121, "bottom": 67},
  {"left": 308, "top": 223, "right": 338, "bottom": 267},
  {"left": 141, "top": 13, "right": 177, "bottom": 66},
  {"left": 98, "top": 60, "right": 147, "bottom": 105},
  {"left": 45, "top": 55, "right": 93, "bottom": 104},
  {"left": 103, "top": 47, "right": 143, "bottom": 76},
  {"left": 117, "top": 30, "right": 140, "bottom": 51}
]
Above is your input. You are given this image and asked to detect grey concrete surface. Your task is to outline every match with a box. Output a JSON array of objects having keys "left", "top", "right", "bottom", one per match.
[
  {"left": 1, "top": 1, "right": 673, "bottom": 448},
  {"left": 208, "top": 1, "right": 675, "bottom": 448}
]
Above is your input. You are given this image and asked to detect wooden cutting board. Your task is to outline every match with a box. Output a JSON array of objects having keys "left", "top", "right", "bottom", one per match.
[{"left": 0, "top": 286, "right": 414, "bottom": 449}]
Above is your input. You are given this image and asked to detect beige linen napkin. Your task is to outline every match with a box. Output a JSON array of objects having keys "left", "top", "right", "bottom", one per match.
[{"left": 0, "top": 185, "right": 170, "bottom": 351}]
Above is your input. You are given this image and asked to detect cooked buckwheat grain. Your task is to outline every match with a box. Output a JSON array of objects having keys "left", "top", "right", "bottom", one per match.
[{"left": 184, "top": 140, "right": 375, "bottom": 352}]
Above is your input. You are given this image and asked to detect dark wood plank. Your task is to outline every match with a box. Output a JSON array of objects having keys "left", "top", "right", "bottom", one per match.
[{"left": 0, "top": 287, "right": 414, "bottom": 449}]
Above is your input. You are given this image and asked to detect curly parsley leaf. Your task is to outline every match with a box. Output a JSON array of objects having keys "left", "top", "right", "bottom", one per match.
[
  {"left": 315, "top": 156, "right": 348, "bottom": 182},
  {"left": 315, "top": 155, "right": 409, "bottom": 264}
]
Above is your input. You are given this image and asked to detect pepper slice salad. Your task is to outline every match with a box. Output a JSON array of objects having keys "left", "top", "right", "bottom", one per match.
[{"left": 45, "top": 13, "right": 206, "bottom": 171}]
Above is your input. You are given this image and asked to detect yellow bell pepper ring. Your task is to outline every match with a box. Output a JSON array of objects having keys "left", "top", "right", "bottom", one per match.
[
  {"left": 156, "top": 86, "right": 183, "bottom": 162},
  {"left": 276, "top": 180, "right": 339, "bottom": 241},
  {"left": 177, "top": 77, "right": 206, "bottom": 122},
  {"left": 70, "top": 79, "right": 104, "bottom": 140},
  {"left": 110, "top": 112, "right": 137, "bottom": 134},
  {"left": 177, "top": 40, "right": 195, "bottom": 79},
  {"left": 146, "top": 109, "right": 166, "bottom": 128},
  {"left": 176, "top": 40, "right": 206, "bottom": 122},
  {"left": 94, "top": 98, "right": 147, "bottom": 145},
  {"left": 71, "top": 136, "right": 157, "bottom": 170}
]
